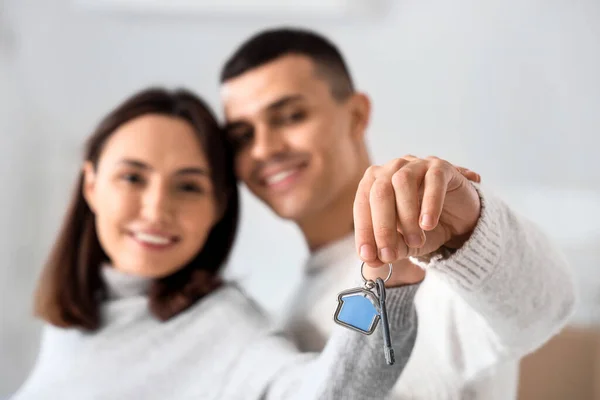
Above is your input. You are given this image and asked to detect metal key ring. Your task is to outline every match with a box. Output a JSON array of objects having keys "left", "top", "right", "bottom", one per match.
[{"left": 360, "top": 262, "right": 393, "bottom": 284}]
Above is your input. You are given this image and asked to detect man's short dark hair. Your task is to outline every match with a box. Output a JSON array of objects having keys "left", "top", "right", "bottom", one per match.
[{"left": 220, "top": 27, "right": 355, "bottom": 101}]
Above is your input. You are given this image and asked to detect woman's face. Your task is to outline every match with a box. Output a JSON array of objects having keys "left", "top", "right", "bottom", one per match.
[{"left": 83, "top": 113, "right": 218, "bottom": 278}]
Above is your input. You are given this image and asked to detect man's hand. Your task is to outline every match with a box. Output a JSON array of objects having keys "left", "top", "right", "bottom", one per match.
[{"left": 354, "top": 156, "right": 481, "bottom": 268}]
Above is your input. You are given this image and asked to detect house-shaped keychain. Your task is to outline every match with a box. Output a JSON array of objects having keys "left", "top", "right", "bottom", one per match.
[{"left": 333, "top": 287, "right": 380, "bottom": 335}]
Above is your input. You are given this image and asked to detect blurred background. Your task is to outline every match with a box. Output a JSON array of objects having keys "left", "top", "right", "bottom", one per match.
[{"left": 1, "top": 0, "right": 599, "bottom": 398}]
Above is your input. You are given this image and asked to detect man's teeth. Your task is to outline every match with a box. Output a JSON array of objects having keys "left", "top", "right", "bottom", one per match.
[
  {"left": 134, "top": 232, "right": 171, "bottom": 245},
  {"left": 266, "top": 170, "right": 296, "bottom": 185}
]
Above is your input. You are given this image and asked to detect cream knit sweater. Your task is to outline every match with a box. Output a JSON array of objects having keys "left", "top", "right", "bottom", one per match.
[{"left": 281, "top": 183, "right": 576, "bottom": 399}]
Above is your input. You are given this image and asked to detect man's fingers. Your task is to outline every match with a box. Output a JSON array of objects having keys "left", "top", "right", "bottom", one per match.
[
  {"left": 355, "top": 157, "right": 478, "bottom": 265},
  {"left": 398, "top": 154, "right": 418, "bottom": 162},
  {"left": 455, "top": 166, "right": 481, "bottom": 183},
  {"left": 391, "top": 161, "right": 427, "bottom": 248},
  {"left": 419, "top": 165, "right": 451, "bottom": 230},
  {"left": 354, "top": 168, "right": 378, "bottom": 263},
  {"left": 370, "top": 178, "right": 399, "bottom": 263}
]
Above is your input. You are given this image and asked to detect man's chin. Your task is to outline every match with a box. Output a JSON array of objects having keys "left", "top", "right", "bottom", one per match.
[
  {"left": 257, "top": 188, "right": 316, "bottom": 221},
  {"left": 264, "top": 199, "right": 310, "bottom": 222},
  {"left": 270, "top": 206, "right": 304, "bottom": 221}
]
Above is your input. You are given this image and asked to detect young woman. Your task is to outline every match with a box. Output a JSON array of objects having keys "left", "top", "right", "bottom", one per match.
[{"left": 11, "top": 87, "right": 419, "bottom": 400}]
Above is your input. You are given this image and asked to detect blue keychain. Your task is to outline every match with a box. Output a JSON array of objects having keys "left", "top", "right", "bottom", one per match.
[{"left": 333, "top": 262, "right": 395, "bottom": 365}]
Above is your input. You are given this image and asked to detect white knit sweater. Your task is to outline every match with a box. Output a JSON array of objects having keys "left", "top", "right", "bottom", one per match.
[
  {"left": 11, "top": 266, "right": 420, "bottom": 400},
  {"left": 281, "top": 183, "right": 576, "bottom": 399}
]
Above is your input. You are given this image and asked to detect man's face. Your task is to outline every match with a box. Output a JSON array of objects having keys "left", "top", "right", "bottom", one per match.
[{"left": 221, "top": 54, "right": 369, "bottom": 221}]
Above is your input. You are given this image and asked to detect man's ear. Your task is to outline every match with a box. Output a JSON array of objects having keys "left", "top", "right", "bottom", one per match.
[
  {"left": 82, "top": 161, "right": 97, "bottom": 213},
  {"left": 347, "top": 92, "right": 371, "bottom": 141}
]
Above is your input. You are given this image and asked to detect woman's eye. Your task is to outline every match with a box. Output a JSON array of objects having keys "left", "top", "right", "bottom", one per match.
[
  {"left": 179, "top": 183, "right": 205, "bottom": 194},
  {"left": 121, "top": 173, "right": 143, "bottom": 184}
]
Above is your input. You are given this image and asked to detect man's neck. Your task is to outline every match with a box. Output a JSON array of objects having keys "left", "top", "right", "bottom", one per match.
[
  {"left": 300, "top": 200, "right": 354, "bottom": 253},
  {"left": 299, "top": 154, "right": 370, "bottom": 252},
  {"left": 298, "top": 177, "right": 360, "bottom": 252}
]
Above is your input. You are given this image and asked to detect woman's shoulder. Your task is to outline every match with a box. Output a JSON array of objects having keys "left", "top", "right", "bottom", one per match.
[{"left": 188, "top": 283, "right": 271, "bottom": 330}]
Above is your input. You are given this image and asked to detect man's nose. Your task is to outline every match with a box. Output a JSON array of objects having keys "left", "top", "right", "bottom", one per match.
[{"left": 250, "top": 125, "right": 286, "bottom": 161}]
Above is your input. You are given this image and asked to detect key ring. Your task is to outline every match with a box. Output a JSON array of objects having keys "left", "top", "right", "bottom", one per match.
[{"left": 360, "top": 262, "right": 393, "bottom": 286}]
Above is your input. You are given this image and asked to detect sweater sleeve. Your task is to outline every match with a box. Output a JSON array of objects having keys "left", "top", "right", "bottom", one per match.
[
  {"left": 409, "top": 183, "right": 576, "bottom": 361},
  {"left": 221, "top": 284, "right": 420, "bottom": 400}
]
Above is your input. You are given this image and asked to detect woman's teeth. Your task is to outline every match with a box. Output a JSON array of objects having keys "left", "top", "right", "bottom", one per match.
[{"left": 134, "top": 232, "right": 172, "bottom": 245}]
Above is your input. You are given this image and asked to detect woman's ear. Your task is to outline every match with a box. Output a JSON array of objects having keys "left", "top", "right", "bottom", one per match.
[
  {"left": 82, "top": 161, "right": 97, "bottom": 213},
  {"left": 348, "top": 92, "right": 371, "bottom": 141}
]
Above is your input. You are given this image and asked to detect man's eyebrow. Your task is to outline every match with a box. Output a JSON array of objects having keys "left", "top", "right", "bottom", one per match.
[
  {"left": 265, "top": 94, "right": 304, "bottom": 111},
  {"left": 224, "top": 94, "right": 305, "bottom": 132}
]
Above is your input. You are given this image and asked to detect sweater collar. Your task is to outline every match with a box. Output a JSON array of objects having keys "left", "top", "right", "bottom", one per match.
[
  {"left": 305, "top": 233, "right": 356, "bottom": 273},
  {"left": 101, "top": 264, "right": 152, "bottom": 300}
]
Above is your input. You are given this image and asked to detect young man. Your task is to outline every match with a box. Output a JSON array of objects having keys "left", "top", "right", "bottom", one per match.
[{"left": 219, "top": 28, "right": 576, "bottom": 399}]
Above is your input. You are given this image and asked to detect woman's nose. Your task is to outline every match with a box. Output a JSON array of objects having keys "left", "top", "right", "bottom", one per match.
[{"left": 140, "top": 184, "right": 173, "bottom": 224}]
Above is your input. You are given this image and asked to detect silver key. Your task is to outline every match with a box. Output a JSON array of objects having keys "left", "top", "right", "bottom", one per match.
[
  {"left": 376, "top": 277, "right": 395, "bottom": 365},
  {"left": 333, "top": 263, "right": 396, "bottom": 366}
]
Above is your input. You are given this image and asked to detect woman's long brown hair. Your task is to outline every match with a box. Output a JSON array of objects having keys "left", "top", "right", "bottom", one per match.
[{"left": 34, "top": 87, "right": 239, "bottom": 331}]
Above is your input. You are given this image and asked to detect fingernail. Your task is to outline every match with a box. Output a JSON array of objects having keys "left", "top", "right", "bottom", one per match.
[
  {"left": 379, "top": 247, "right": 396, "bottom": 262},
  {"left": 407, "top": 234, "right": 423, "bottom": 247},
  {"left": 420, "top": 214, "right": 434, "bottom": 228},
  {"left": 360, "top": 244, "right": 376, "bottom": 261}
]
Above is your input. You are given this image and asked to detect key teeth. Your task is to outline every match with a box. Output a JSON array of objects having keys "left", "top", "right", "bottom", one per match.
[{"left": 385, "top": 348, "right": 395, "bottom": 365}]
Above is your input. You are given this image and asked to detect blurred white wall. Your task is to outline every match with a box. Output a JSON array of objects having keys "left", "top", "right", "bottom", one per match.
[{"left": 1, "top": 0, "right": 599, "bottom": 395}]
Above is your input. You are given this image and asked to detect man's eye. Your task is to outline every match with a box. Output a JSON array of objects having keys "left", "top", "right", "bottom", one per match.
[
  {"left": 286, "top": 111, "right": 306, "bottom": 122},
  {"left": 273, "top": 111, "right": 306, "bottom": 125},
  {"left": 230, "top": 130, "right": 253, "bottom": 149}
]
